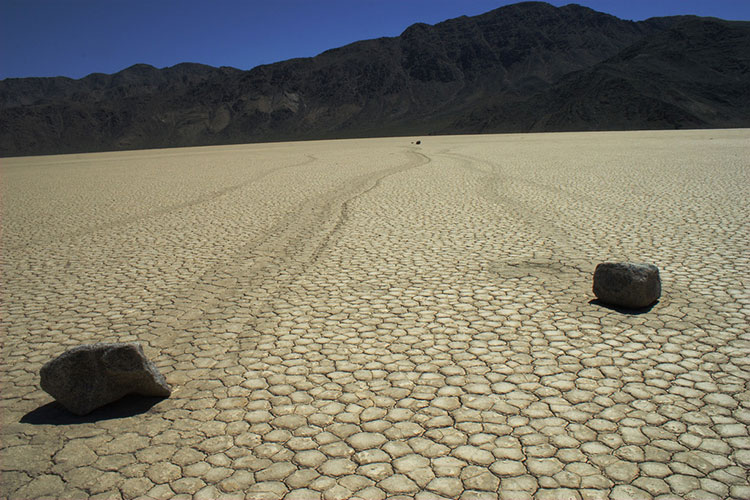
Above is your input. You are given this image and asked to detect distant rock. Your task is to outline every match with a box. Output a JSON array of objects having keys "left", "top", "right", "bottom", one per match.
[
  {"left": 40, "top": 343, "right": 171, "bottom": 415},
  {"left": 593, "top": 262, "right": 661, "bottom": 309}
]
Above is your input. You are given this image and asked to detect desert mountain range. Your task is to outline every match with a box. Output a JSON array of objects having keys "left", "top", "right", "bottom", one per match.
[{"left": 1, "top": 1, "right": 749, "bottom": 156}]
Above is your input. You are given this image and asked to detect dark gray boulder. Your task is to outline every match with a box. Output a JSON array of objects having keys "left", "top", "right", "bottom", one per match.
[
  {"left": 40, "top": 343, "right": 171, "bottom": 415},
  {"left": 593, "top": 262, "right": 661, "bottom": 309}
]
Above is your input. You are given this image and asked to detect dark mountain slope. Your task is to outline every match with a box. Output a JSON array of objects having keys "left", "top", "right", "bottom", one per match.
[
  {"left": 532, "top": 17, "right": 750, "bottom": 131},
  {"left": 453, "top": 16, "right": 750, "bottom": 132},
  {"left": 217, "top": 2, "right": 658, "bottom": 139},
  {"left": 1, "top": 2, "right": 748, "bottom": 156}
]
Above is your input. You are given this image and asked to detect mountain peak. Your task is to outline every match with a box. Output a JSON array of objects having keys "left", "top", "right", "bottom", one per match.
[{"left": 2, "top": 2, "right": 748, "bottom": 156}]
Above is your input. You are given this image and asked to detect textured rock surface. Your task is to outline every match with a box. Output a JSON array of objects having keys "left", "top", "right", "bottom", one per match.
[
  {"left": 593, "top": 262, "right": 661, "bottom": 309},
  {"left": 40, "top": 343, "right": 171, "bottom": 415}
]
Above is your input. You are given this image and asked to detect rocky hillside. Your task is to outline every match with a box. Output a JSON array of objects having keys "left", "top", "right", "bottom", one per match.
[{"left": 1, "top": 1, "right": 748, "bottom": 156}]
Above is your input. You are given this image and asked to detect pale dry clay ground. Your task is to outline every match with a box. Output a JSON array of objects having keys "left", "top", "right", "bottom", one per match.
[{"left": 1, "top": 130, "right": 749, "bottom": 500}]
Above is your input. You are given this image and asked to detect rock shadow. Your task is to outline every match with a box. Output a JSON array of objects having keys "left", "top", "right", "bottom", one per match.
[
  {"left": 589, "top": 298, "right": 658, "bottom": 315},
  {"left": 20, "top": 394, "right": 166, "bottom": 425}
]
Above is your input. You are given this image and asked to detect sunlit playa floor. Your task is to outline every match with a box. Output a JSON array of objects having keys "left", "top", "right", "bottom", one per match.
[{"left": 2, "top": 130, "right": 749, "bottom": 499}]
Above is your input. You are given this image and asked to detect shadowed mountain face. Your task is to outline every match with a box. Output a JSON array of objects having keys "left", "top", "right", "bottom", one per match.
[{"left": 1, "top": 1, "right": 749, "bottom": 156}]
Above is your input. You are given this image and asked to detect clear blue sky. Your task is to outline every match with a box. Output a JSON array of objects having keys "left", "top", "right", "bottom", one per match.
[{"left": 2, "top": 0, "right": 749, "bottom": 80}]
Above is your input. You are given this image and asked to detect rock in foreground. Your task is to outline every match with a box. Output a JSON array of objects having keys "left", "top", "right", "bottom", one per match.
[
  {"left": 40, "top": 343, "right": 170, "bottom": 415},
  {"left": 593, "top": 262, "right": 661, "bottom": 309}
]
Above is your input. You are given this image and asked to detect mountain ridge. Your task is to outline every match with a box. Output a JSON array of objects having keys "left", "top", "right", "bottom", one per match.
[{"left": 1, "top": 1, "right": 748, "bottom": 156}]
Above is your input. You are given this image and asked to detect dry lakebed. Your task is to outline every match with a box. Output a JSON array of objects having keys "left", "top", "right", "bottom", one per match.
[{"left": 2, "top": 130, "right": 749, "bottom": 499}]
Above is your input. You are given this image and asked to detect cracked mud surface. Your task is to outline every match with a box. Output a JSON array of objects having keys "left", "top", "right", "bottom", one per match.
[{"left": 2, "top": 130, "right": 749, "bottom": 499}]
